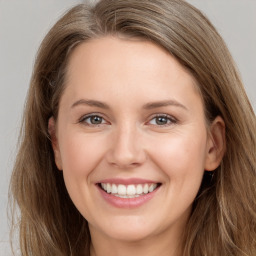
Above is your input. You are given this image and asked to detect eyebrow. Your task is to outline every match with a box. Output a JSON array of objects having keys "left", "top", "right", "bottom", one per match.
[
  {"left": 142, "top": 100, "right": 188, "bottom": 110},
  {"left": 71, "top": 99, "right": 110, "bottom": 109},
  {"left": 71, "top": 99, "right": 187, "bottom": 110}
]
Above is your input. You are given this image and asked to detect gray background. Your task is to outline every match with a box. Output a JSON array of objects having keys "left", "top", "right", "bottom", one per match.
[{"left": 0, "top": 0, "right": 255, "bottom": 255}]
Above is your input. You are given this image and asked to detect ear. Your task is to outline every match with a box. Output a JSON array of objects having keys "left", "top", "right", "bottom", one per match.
[
  {"left": 204, "top": 116, "right": 226, "bottom": 171},
  {"left": 48, "top": 117, "right": 62, "bottom": 170}
]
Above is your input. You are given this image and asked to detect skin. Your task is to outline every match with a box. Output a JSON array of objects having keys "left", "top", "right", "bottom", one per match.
[{"left": 49, "top": 37, "right": 225, "bottom": 256}]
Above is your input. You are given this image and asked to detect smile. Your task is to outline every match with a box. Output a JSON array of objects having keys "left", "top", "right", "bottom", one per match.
[
  {"left": 100, "top": 183, "right": 159, "bottom": 198},
  {"left": 97, "top": 179, "right": 161, "bottom": 208}
]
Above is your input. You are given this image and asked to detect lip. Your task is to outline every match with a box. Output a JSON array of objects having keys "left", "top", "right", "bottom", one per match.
[
  {"left": 98, "top": 178, "right": 158, "bottom": 185},
  {"left": 96, "top": 178, "right": 161, "bottom": 209}
]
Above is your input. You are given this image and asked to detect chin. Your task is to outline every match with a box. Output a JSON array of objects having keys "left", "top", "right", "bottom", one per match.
[
  {"left": 91, "top": 215, "right": 158, "bottom": 242},
  {"left": 104, "top": 227, "right": 154, "bottom": 242}
]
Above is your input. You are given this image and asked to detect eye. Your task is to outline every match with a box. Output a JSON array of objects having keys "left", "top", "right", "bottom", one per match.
[
  {"left": 148, "top": 115, "right": 176, "bottom": 126},
  {"left": 79, "top": 114, "right": 108, "bottom": 126}
]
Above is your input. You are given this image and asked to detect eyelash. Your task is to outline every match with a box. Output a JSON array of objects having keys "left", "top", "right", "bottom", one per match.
[
  {"left": 78, "top": 113, "right": 177, "bottom": 127},
  {"left": 79, "top": 113, "right": 108, "bottom": 126},
  {"left": 147, "top": 114, "right": 177, "bottom": 127}
]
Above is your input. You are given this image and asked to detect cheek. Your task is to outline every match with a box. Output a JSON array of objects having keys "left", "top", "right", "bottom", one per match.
[
  {"left": 58, "top": 132, "right": 107, "bottom": 218},
  {"left": 59, "top": 132, "right": 106, "bottom": 182},
  {"left": 149, "top": 131, "right": 207, "bottom": 181},
  {"left": 148, "top": 133, "right": 207, "bottom": 216}
]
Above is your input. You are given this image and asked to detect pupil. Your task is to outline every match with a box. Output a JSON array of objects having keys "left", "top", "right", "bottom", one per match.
[
  {"left": 91, "top": 116, "right": 102, "bottom": 124},
  {"left": 156, "top": 117, "right": 167, "bottom": 125}
]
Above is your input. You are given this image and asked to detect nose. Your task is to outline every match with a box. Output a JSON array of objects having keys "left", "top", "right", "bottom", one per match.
[{"left": 106, "top": 124, "right": 146, "bottom": 169}]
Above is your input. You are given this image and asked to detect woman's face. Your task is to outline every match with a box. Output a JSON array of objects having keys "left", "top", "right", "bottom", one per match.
[{"left": 51, "top": 37, "right": 222, "bottom": 243}]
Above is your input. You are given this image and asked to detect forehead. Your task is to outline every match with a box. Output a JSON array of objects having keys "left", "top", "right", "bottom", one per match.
[
  {"left": 70, "top": 36, "right": 192, "bottom": 71},
  {"left": 62, "top": 36, "right": 202, "bottom": 111}
]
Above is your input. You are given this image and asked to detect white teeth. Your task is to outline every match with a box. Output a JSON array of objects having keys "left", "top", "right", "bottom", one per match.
[
  {"left": 100, "top": 183, "right": 159, "bottom": 197},
  {"left": 143, "top": 184, "right": 149, "bottom": 194},
  {"left": 117, "top": 184, "right": 126, "bottom": 195},
  {"left": 136, "top": 184, "right": 143, "bottom": 195},
  {"left": 112, "top": 184, "right": 118, "bottom": 194},
  {"left": 107, "top": 183, "right": 111, "bottom": 193},
  {"left": 127, "top": 185, "right": 136, "bottom": 195},
  {"left": 149, "top": 184, "right": 157, "bottom": 192}
]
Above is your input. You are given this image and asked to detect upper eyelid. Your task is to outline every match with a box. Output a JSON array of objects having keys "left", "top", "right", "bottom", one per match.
[
  {"left": 148, "top": 113, "right": 177, "bottom": 121},
  {"left": 79, "top": 112, "right": 104, "bottom": 119},
  {"left": 146, "top": 114, "right": 178, "bottom": 126},
  {"left": 79, "top": 113, "right": 108, "bottom": 123}
]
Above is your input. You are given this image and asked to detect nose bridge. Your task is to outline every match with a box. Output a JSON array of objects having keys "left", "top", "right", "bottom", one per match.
[{"left": 107, "top": 121, "right": 145, "bottom": 168}]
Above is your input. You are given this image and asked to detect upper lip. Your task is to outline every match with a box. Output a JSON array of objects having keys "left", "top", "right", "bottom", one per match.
[{"left": 97, "top": 178, "right": 160, "bottom": 185}]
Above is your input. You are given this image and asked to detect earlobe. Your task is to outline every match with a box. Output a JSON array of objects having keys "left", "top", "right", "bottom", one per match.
[
  {"left": 48, "top": 117, "right": 62, "bottom": 170},
  {"left": 204, "top": 116, "right": 226, "bottom": 171}
]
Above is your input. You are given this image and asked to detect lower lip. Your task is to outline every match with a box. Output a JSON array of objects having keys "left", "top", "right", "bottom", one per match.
[{"left": 97, "top": 185, "right": 160, "bottom": 209}]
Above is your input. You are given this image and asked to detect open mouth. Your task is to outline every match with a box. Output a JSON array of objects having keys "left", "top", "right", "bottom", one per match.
[{"left": 98, "top": 183, "right": 161, "bottom": 198}]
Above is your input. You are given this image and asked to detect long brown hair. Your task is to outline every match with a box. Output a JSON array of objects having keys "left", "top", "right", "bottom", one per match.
[{"left": 10, "top": 0, "right": 256, "bottom": 255}]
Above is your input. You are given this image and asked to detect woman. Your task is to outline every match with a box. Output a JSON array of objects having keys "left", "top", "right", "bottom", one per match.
[{"left": 10, "top": 0, "right": 256, "bottom": 255}]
